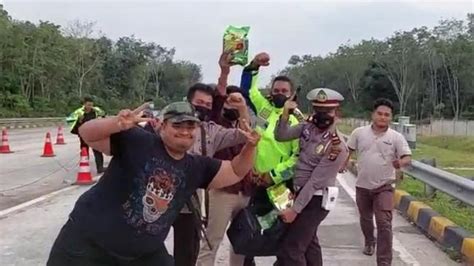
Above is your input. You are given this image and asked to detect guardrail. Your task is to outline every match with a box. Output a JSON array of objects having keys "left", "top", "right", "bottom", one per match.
[
  {"left": 0, "top": 117, "right": 66, "bottom": 129},
  {"left": 340, "top": 133, "right": 474, "bottom": 207},
  {"left": 404, "top": 161, "right": 474, "bottom": 206}
]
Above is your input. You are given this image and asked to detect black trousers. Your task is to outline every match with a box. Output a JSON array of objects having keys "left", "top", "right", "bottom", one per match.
[
  {"left": 47, "top": 219, "right": 173, "bottom": 266},
  {"left": 276, "top": 196, "right": 329, "bottom": 266},
  {"left": 80, "top": 137, "right": 104, "bottom": 172},
  {"left": 172, "top": 213, "right": 200, "bottom": 266}
]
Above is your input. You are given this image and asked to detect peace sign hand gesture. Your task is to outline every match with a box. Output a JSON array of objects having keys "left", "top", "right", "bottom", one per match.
[
  {"left": 238, "top": 118, "right": 260, "bottom": 147},
  {"left": 117, "top": 103, "right": 152, "bottom": 131}
]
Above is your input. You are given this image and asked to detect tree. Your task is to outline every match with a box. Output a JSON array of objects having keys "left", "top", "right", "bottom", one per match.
[
  {"left": 64, "top": 20, "right": 102, "bottom": 97},
  {"left": 0, "top": 6, "right": 202, "bottom": 117},
  {"left": 279, "top": 14, "right": 473, "bottom": 119}
]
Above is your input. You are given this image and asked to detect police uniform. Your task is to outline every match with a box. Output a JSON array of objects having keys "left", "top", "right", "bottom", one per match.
[{"left": 274, "top": 88, "right": 348, "bottom": 266}]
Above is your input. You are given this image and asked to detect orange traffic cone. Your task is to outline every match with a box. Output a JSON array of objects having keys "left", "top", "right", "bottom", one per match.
[
  {"left": 55, "top": 126, "right": 66, "bottom": 145},
  {"left": 41, "top": 132, "right": 55, "bottom": 157},
  {"left": 75, "top": 147, "right": 95, "bottom": 185},
  {"left": 0, "top": 128, "right": 13, "bottom": 154}
]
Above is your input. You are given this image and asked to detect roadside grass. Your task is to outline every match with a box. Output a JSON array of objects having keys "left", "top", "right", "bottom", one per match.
[{"left": 397, "top": 177, "right": 474, "bottom": 234}]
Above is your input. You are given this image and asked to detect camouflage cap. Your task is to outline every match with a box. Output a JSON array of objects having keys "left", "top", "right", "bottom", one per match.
[
  {"left": 161, "top": 101, "right": 200, "bottom": 123},
  {"left": 306, "top": 88, "right": 344, "bottom": 108}
]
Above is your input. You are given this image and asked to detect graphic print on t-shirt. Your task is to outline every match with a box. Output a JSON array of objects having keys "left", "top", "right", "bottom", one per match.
[
  {"left": 122, "top": 156, "right": 186, "bottom": 235},
  {"left": 142, "top": 168, "right": 176, "bottom": 223}
]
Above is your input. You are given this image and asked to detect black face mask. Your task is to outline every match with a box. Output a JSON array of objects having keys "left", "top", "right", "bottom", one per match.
[
  {"left": 272, "top": 94, "right": 288, "bottom": 108},
  {"left": 193, "top": 105, "right": 211, "bottom": 122},
  {"left": 312, "top": 112, "right": 334, "bottom": 129},
  {"left": 223, "top": 108, "right": 240, "bottom": 121}
]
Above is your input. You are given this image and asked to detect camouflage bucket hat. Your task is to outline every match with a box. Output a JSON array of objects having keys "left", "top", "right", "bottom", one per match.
[{"left": 161, "top": 101, "right": 200, "bottom": 123}]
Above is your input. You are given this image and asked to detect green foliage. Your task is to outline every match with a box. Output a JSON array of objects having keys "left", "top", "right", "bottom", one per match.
[
  {"left": 282, "top": 14, "right": 474, "bottom": 120},
  {"left": 417, "top": 136, "right": 474, "bottom": 154},
  {"left": 0, "top": 5, "right": 202, "bottom": 117}
]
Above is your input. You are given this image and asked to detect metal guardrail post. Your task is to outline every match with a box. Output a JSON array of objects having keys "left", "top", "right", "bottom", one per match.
[
  {"left": 0, "top": 117, "right": 65, "bottom": 129},
  {"left": 419, "top": 159, "right": 437, "bottom": 198}
]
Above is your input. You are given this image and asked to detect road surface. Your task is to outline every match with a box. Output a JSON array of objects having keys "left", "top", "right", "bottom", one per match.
[{"left": 0, "top": 127, "right": 460, "bottom": 265}]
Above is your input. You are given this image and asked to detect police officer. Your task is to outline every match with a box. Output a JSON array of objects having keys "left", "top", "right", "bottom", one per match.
[
  {"left": 274, "top": 88, "right": 349, "bottom": 266},
  {"left": 240, "top": 52, "right": 299, "bottom": 188},
  {"left": 69, "top": 96, "right": 107, "bottom": 173}
]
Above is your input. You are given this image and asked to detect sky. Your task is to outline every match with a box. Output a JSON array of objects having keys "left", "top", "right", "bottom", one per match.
[{"left": 2, "top": 0, "right": 472, "bottom": 86}]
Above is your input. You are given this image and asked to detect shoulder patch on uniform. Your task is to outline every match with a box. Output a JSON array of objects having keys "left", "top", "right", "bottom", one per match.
[
  {"left": 322, "top": 131, "right": 330, "bottom": 140},
  {"left": 315, "top": 143, "right": 325, "bottom": 155},
  {"left": 259, "top": 107, "right": 271, "bottom": 120},
  {"left": 302, "top": 128, "right": 311, "bottom": 141}
]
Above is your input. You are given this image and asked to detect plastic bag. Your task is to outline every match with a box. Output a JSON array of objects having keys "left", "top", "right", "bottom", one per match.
[
  {"left": 223, "top": 25, "right": 250, "bottom": 66},
  {"left": 227, "top": 187, "right": 288, "bottom": 256}
]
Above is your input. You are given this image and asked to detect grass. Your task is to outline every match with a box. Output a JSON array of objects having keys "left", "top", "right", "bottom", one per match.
[
  {"left": 406, "top": 136, "right": 474, "bottom": 234},
  {"left": 417, "top": 136, "right": 474, "bottom": 154},
  {"left": 412, "top": 137, "right": 474, "bottom": 179},
  {"left": 397, "top": 177, "right": 474, "bottom": 234},
  {"left": 338, "top": 121, "right": 474, "bottom": 232},
  {"left": 337, "top": 123, "right": 354, "bottom": 135},
  {"left": 412, "top": 143, "right": 474, "bottom": 169}
]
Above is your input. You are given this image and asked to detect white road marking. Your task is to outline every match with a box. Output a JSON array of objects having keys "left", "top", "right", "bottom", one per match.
[{"left": 0, "top": 171, "right": 100, "bottom": 218}]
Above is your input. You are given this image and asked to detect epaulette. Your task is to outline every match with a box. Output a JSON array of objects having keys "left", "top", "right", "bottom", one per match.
[{"left": 328, "top": 132, "right": 342, "bottom": 161}]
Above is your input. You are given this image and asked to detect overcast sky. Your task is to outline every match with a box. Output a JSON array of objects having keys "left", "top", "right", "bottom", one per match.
[{"left": 2, "top": 0, "right": 472, "bottom": 86}]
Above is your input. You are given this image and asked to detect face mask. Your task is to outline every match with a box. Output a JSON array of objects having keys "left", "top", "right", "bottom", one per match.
[
  {"left": 271, "top": 94, "right": 288, "bottom": 108},
  {"left": 312, "top": 112, "right": 334, "bottom": 129},
  {"left": 193, "top": 105, "right": 212, "bottom": 122},
  {"left": 223, "top": 108, "right": 240, "bottom": 121}
]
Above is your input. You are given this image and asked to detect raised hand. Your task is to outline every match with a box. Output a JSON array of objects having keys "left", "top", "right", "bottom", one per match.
[
  {"left": 227, "top": 93, "right": 246, "bottom": 108},
  {"left": 283, "top": 93, "right": 298, "bottom": 114},
  {"left": 219, "top": 51, "right": 236, "bottom": 74},
  {"left": 117, "top": 103, "right": 152, "bottom": 131},
  {"left": 252, "top": 52, "right": 270, "bottom": 67}
]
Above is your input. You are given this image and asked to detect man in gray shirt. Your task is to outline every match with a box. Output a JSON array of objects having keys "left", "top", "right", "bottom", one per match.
[
  {"left": 173, "top": 82, "right": 250, "bottom": 266},
  {"left": 345, "top": 98, "right": 412, "bottom": 266},
  {"left": 274, "top": 88, "right": 348, "bottom": 266}
]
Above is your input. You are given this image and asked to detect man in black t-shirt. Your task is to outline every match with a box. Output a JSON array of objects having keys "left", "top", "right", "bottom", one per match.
[{"left": 47, "top": 101, "right": 259, "bottom": 266}]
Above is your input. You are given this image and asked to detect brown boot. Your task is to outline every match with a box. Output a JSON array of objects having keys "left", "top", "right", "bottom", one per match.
[{"left": 363, "top": 244, "right": 375, "bottom": 256}]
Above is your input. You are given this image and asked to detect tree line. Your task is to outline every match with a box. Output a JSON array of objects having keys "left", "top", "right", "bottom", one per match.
[
  {"left": 1, "top": 5, "right": 473, "bottom": 121},
  {"left": 281, "top": 14, "right": 473, "bottom": 121},
  {"left": 0, "top": 5, "right": 201, "bottom": 117}
]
